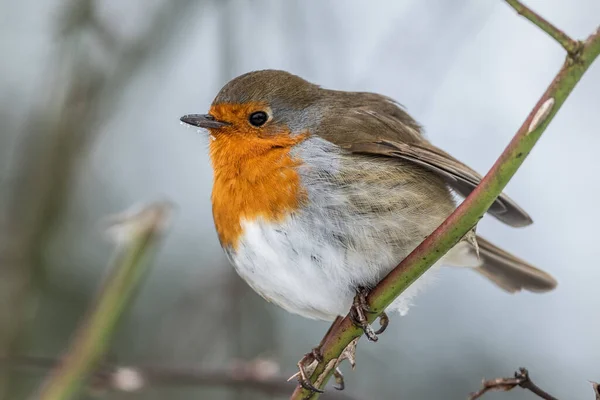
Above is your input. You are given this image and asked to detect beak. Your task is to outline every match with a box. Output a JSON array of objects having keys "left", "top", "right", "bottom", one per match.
[{"left": 180, "top": 114, "right": 229, "bottom": 129}]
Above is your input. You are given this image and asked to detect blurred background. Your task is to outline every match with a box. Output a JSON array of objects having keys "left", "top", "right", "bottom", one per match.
[{"left": 1, "top": 0, "right": 599, "bottom": 399}]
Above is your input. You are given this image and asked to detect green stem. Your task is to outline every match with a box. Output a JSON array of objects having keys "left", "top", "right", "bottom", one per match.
[
  {"left": 34, "top": 202, "right": 172, "bottom": 400},
  {"left": 504, "top": 0, "right": 582, "bottom": 55},
  {"left": 291, "top": 21, "right": 600, "bottom": 400}
]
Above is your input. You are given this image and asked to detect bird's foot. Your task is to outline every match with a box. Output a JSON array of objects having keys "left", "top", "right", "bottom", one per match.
[
  {"left": 290, "top": 341, "right": 356, "bottom": 392},
  {"left": 349, "top": 286, "right": 389, "bottom": 342},
  {"left": 290, "top": 346, "right": 324, "bottom": 393},
  {"left": 289, "top": 316, "right": 346, "bottom": 393}
]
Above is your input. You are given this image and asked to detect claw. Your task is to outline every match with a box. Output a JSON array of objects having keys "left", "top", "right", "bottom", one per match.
[
  {"left": 374, "top": 311, "right": 389, "bottom": 335},
  {"left": 333, "top": 337, "right": 359, "bottom": 391},
  {"left": 350, "top": 287, "right": 390, "bottom": 341},
  {"left": 333, "top": 367, "right": 344, "bottom": 390},
  {"left": 291, "top": 316, "right": 358, "bottom": 393},
  {"left": 299, "top": 376, "right": 324, "bottom": 393},
  {"left": 293, "top": 348, "right": 324, "bottom": 394},
  {"left": 350, "top": 286, "right": 378, "bottom": 341}
]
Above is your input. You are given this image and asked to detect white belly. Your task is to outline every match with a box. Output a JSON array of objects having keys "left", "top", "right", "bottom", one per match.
[{"left": 228, "top": 217, "right": 442, "bottom": 321}]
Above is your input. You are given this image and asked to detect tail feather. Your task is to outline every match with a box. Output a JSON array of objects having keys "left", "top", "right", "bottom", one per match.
[{"left": 472, "top": 236, "right": 557, "bottom": 293}]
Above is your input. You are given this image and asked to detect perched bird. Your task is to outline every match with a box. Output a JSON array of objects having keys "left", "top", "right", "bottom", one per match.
[{"left": 180, "top": 69, "right": 556, "bottom": 390}]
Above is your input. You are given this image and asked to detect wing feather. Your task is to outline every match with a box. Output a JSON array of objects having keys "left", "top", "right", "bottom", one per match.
[{"left": 314, "top": 96, "right": 533, "bottom": 227}]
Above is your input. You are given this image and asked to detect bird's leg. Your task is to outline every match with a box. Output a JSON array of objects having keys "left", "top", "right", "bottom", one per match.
[
  {"left": 293, "top": 315, "right": 344, "bottom": 393},
  {"left": 349, "top": 286, "right": 389, "bottom": 341}
]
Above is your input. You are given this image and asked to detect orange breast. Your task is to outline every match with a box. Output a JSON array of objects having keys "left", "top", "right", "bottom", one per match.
[{"left": 208, "top": 106, "right": 308, "bottom": 249}]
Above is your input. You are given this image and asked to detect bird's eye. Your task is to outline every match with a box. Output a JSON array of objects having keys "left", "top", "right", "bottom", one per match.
[{"left": 248, "top": 111, "right": 268, "bottom": 127}]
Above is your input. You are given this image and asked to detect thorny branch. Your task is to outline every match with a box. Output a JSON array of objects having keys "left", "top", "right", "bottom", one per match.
[
  {"left": 468, "top": 368, "right": 558, "bottom": 400},
  {"left": 291, "top": 1, "right": 600, "bottom": 398}
]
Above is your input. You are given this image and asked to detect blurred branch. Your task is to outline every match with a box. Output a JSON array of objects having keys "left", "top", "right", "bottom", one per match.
[
  {"left": 35, "top": 202, "right": 172, "bottom": 400},
  {"left": 291, "top": 5, "right": 600, "bottom": 399},
  {"left": 468, "top": 368, "right": 558, "bottom": 400},
  {"left": 5, "top": 356, "right": 359, "bottom": 400},
  {"left": 92, "top": 0, "right": 197, "bottom": 121},
  {"left": 504, "top": 0, "right": 581, "bottom": 55},
  {"left": 0, "top": 1, "right": 197, "bottom": 398}
]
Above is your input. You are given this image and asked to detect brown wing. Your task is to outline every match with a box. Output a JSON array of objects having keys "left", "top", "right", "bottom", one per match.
[
  {"left": 473, "top": 236, "right": 557, "bottom": 292},
  {"left": 314, "top": 95, "right": 533, "bottom": 228},
  {"left": 348, "top": 139, "right": 532, "bottom": 227}
]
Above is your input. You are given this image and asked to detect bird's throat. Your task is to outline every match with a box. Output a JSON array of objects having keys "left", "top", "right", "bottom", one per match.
[{"left": 209, "top": 131, "right": 309, "bottom": 249}]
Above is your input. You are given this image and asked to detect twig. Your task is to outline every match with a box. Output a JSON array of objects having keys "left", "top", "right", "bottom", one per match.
[
  {"left": 290, "top": 8, "right": 600, "bottom": 400},
  {"left": 469, "top": 368, "right": 558, "bottom": 400},
  {"left": 504, "top": 0, "right": 581, "bottom": 55},
  {"left": 34, "top": 203, "right": 172, "bottom": 400},
  {"left": 4, "top": 356, "right": 359, "bottom": 400}
]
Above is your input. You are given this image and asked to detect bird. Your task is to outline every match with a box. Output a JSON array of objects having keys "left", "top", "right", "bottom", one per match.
[{"left": 180, "top": 69, "right": 557, "bottom": 391}]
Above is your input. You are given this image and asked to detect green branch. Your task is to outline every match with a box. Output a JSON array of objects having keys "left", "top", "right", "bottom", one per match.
[
  {"left": 505, "top": 0, "right": 582, "bottom": 55},
  {"left": 34, "top": 202, "right": 172, "bottom": 400},
  {"left": 291, "top": 4, "right": 600, "bottom": 400}
]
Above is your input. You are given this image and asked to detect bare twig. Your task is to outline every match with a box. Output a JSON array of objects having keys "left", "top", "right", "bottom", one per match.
[
  {"left": 291, "top": 6, "right": 600, "bottom": 400},
  {"left": 469, "top": 368, "right": 559, "bottom": 400},
  {"left": 5, "top": 356, "right": 359, "bottom": 400},
  {"left": 504, "top": 0, "right": 581, "bottom": 55},
  {"left": 35, "top": 203, "right": 172, "bottom": 400}
]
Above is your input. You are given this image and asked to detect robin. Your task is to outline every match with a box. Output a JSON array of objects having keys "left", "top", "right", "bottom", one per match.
[{"left": 180, "top": 69, "right": 557, "bottom": 392}]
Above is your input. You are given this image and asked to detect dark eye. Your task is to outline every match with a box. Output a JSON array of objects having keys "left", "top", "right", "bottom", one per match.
[{"left": 249, "top": 111, "right": 268, "bottom": 127}]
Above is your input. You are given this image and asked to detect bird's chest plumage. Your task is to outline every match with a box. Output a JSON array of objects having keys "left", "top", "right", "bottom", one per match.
[
  {"left": 211, "top": 136, "right": 455, "bottom": 320},
  {"left": 209, "top": 130, "right": 309, "bottom": 249}
]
